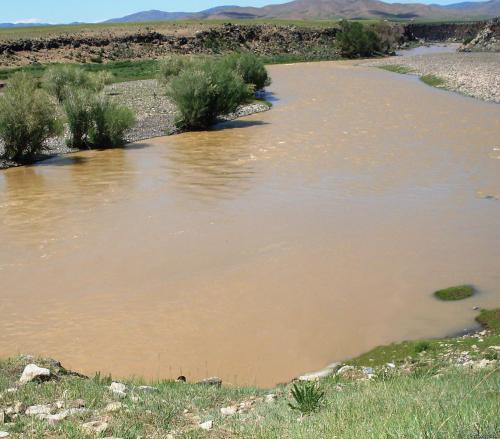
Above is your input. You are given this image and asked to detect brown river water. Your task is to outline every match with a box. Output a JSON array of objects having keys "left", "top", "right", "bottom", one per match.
[{"left": 1, "top": 62, "right": 499, "bottom": 387}]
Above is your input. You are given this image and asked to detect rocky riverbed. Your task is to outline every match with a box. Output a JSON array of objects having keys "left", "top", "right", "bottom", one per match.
[
  {"left": 0, "top": 79, "right": 270, "bottom": 170},
  {"left": 365, "top": 51, "right": 500, "bottom": 103}
]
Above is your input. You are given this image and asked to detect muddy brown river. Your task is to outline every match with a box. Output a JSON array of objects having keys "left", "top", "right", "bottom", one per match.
[{"left": 1, "top": 62, "right": 499, "bottom": 387}]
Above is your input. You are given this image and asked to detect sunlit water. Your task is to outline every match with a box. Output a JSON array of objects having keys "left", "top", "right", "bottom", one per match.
[{"left": 1, "top": 61, "right": 499, "bottom": 386}]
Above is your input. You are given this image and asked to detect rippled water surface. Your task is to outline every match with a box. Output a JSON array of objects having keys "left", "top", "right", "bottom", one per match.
[{"left": 1, "top": 62, "right": 499, "bottom": 386}]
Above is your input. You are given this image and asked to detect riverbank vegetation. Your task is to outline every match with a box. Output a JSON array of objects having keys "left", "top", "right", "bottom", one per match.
[{"left": 0, "top": 308, "right": 498, "bottom": 438}]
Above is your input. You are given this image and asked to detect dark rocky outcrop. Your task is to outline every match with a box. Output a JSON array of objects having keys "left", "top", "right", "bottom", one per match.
[
  {"left": 460, "top": 18, "right": 500, "bottom": 51},
  {"left": 404, "top": 21, "right": 487, "bottom": 42}
]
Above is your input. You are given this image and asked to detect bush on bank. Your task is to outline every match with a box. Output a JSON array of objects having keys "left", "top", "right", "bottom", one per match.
[
  {"left": 165, "top": 55, "right": 260, "bottom": 129},
  {"left": 337, "top": 20, "right": 382, "bottom": 58},
  {"left": 222, "top": 52, "right": 271, "bottom": 91},
  {"left": 0, "top": 72, "right": 62, "bottom": 162}
]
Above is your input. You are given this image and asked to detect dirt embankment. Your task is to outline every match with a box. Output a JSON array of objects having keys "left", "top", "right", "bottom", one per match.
[
  {"left": 404, "top": 20, "right": 488, "bottom": 42},
  {"left": 0, "top": 24, "right": 340, "bottom": 67}
]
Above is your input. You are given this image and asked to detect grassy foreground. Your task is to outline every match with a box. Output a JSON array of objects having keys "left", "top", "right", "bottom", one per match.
[{"left": 1, "top": 309, "right": 498, "bottom": 438}]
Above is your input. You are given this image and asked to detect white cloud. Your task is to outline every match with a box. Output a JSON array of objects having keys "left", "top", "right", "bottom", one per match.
[{"left": 13, "top": 18, "right": 44, "bottom": 24}]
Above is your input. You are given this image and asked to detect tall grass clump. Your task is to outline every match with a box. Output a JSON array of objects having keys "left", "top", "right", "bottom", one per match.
[
  {"left": 43, "top": 65, "right": 113, "bottom": 102},
  {"left": 223, "top": 52, "right": 271, "bottom": 90},
  {"left": 337, "top": 20, "right": 381, "bottom": 58},
  {"left": 89, "top": 96, "right": 136, "bottom": 147},
  {"left": 0, "top": 72, "right": 62, "bottom": 162},
  {"left": 64, "top": 89, "right": 134, "bottom": 149},
  {"left": 158, "top": 55, "right": 197, "bottom": 84},
  {"left": 167, "top": 58, "right": 251, "bottom": 129},
  {"left": 289, "top": 381, "right": 325, "bottom": 414}
]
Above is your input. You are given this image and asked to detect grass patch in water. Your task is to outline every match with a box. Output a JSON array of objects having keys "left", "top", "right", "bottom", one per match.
[
  {"left": 476, "top": 308, "right": 500, "bottom": 332},
  {"left": 434, "top": 284, "right": 475, "bottom": 301},
  {"left": 378, "top": 64, "right": 413, "bottom": 74},
  {"left": 420, "top": 74, "right": 446, "bottom": 88}
]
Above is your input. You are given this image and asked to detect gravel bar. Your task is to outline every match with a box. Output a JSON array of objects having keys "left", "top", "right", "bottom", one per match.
[
  {"left": 365, "top": 51, "right": 500, "bottom": 103},
  {"left": 0, "top": 79, "right": 270, "bottom": 170}
]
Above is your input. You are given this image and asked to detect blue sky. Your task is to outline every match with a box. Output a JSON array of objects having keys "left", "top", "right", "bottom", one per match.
[{"left": 2, "top": 0, "right": 485, "bottom": 23}]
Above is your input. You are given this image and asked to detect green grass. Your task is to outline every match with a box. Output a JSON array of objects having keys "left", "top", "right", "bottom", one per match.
[
  {"left": 420, "top": 74, "right": 447, "bottom": 88},
  {"left": 378, "top": 64, "right": 413, "bottom": 74},
  {"left": 0, "top": 60, "right": 160, "bottom": 83},
  {"left": 434, "top": 284, "right": 475, "bottom": 301},
  {"left": 476, "top": 308, "right": 500, "bottom": 332}
]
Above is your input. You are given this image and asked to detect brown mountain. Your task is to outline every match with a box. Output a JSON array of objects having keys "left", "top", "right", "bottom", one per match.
[{"left": 108, "top": 0, "right": 500, "bottom": 22}]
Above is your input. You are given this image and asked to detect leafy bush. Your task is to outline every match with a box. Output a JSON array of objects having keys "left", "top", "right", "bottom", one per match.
[
  {"left": 369, "top": 22, "right": 404, "bottom": 54},
  {"left": 337, "top": 20, "right": 381, "bottom": 58},
  {"left": 89, "top": 96, "right": 136, "bottom": 147},
  {"left": 43, "top": 65, "right": 113, "bottom": 102},
  {"left": 289, "top": 381, "right": 325, "bottom": 414},
  {"left": 64, "top": 89, "right": 135, "bottom": 149},
  {"left": 415, "top": 341, "right": 431, "bottom": 353},
  {"left": 0, "top": 72, "right": 62, "bottom": 162},
  {"left": 223, "top": 52, "right": 271, "bottom": 90},
  {"left": 167, "top": 58, "right": 251, "bottom": 129},
  {"left": 63, "top": 88, "right": 95, "bottom": 149},
  {"left": 158, "top": 55, "right": 197, "bottom": 84}
]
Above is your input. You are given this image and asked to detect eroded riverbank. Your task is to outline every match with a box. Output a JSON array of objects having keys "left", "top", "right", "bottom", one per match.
[{"left": 1, "top": 61, "right": 499, "bottom": 386}]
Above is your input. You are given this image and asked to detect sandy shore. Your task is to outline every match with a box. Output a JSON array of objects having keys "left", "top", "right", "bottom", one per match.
[{"left": 364, "top": 51, "right": 500, "bottom": 103}]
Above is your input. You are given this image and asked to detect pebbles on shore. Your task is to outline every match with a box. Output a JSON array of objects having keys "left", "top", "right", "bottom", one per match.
[{"left": 366, "top": 51, "right": 500, "bottom": 103}]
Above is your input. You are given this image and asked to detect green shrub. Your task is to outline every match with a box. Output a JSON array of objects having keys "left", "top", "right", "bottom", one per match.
[
  {"left": 223, "top": 52, "right": 271, "bottom": 90},
  {"left": 0, "top": 72, "right": 62, "bottom": 162},
  {"left": 158, "top": 55, "right": 197, "bottom": 84},
  {"left": 289, "top": 381, "right": 325, "bottom": 414},
  {"left": 64, "top": 90, "right": 135, "bottom": 149},
  {"left": 167, "top": 58, "right": 251, "bottom": 129},
  {"left": 337, "top": 20, "right": 381, "bottom": 58},
  {"left": 43, "top": 65, "right": 113, "bottom": 102},
  {"left": 89, "top": 96, "right": 136, "bottom": 147},
  {"left": 415, "top": 341, "right": 431, "bottom": 353},
  {"left": 434, "top": 285, "right": 475, "bottom": 301},
  {"left": 64, "top": 88, "right": 95, "bottom": 149}
]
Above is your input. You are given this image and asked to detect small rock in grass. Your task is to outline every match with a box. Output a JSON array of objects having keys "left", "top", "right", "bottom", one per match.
[
  {"left": 220, "top": 406, "right": 237, "bottom": 416},
  {"left": 105, "top": 402, "right": 123, "bottom": 412},
  {"left": 137, "top": 385, "right": 157, "bottom": 392},
  {"left": 19, "top": 364, "right": 51, "bottom": 385},
  {"left": 110, "top": 382, "right": 127, "bottom": 397},
  {"left": 0, "top": 432, "right": 9, "bottom": 438},
  {"left": 265, "top": 394, "right": 277, "bottom": 403},
  {"left": 25, "top": 404, "right": 52, "bottom": 416},
  {"left": 362, "top": 367, "right": 374, "bottom": 375},
  {"left": 196, "top": 377, "right": 222, "bottom": 388},
  {"left": 0, "top": 411, "right": 4, "bottom": 424},
  {"left": 199, "top": 420, "right": 213, "bottom": 430},
  {"left": 386, "top": 363, "right": 396, "bottom": 368},
  {"left": 82, "top": 420, "right": 109, "bottom": 435}
]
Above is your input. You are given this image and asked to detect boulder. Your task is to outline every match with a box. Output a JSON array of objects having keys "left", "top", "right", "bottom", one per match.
[
  {"left": 0, "top": 432, "right": 9, "bottom": 438},
  {"left": 19, "top": 364, "right": 51, "bottom": 385},
  {"left": 220, "top": 406, "right": 237, "bottom": 416},
  {"left": 105, "top": 402, "right": 123, "bottom": 412},
  {"left": 299, "top": 362, "right": 341, "bottom": 381}
]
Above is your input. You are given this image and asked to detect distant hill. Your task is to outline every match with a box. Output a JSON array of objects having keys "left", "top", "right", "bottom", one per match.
[
  {"left": 107, "top": 0, "right": 500, "bottom": 22},
  {"left": 0, "top": 22, "right": 52, "bottom": 28}
]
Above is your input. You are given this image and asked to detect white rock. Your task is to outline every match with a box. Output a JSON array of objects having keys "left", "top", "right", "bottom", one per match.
[
  {"left": 105, "top": 402, "right": 123, "bottom": 412},
  {"left": 386, "top": 363, "right": 396, "bottom": 369},
  {"left": 489, "top": 346, "right": 500, "bottom": 351},
  {"left": 265, "top": 394, "right": 277, "bottom": 403},
  {"left": 19, "top": 364, "right": 51, "bottom": 385},
  {"left": 110, "top": 382, "right": 127, "bottom": 397},
  {"left": 199, "top": 420, "right": 213, "bottom": 430},
  {"left": 337, "top": 365, "right": 354, "bottom": 376},
  {"left": 137, "top": 385, "right": 157, "bottom": 392},
  {"left": 220, "top": 406, "right": 237, "bottom": 416},
  {"left": 362, "top": 367, "right": 374, "bottom": 375},
  {"left": 25, "top": 404, "right": 52, "bottom": 416},
  {"left": 38, "top": 408, "right": 88, "bottom": 424},
  {"left": 0, "top": 432, "right": 9, "bottom": 438},
  {"left": 299, "top": 362, "right": 341, "bottom": 381},
  {"left": 82, "top": 420, "right": 108, "bottom": 435}
]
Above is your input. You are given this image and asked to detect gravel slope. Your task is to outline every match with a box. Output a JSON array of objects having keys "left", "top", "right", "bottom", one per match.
[{"left": 365, "top": 52, "right": 500, "bottom": 103}]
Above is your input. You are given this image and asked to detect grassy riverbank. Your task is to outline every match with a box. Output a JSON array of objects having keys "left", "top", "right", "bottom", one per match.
[{"left": 1, "top": 309, "right": 498, "bottom": 438}]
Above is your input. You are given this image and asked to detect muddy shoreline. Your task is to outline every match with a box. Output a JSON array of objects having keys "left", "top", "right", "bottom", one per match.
[{"left": 0, "top": 79, "right": 270, "bottom": 170}]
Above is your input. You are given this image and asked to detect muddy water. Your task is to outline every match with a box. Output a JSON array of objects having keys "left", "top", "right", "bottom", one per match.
[{"left": 1, "top": 62, "right": 499, "bottom": 387}]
